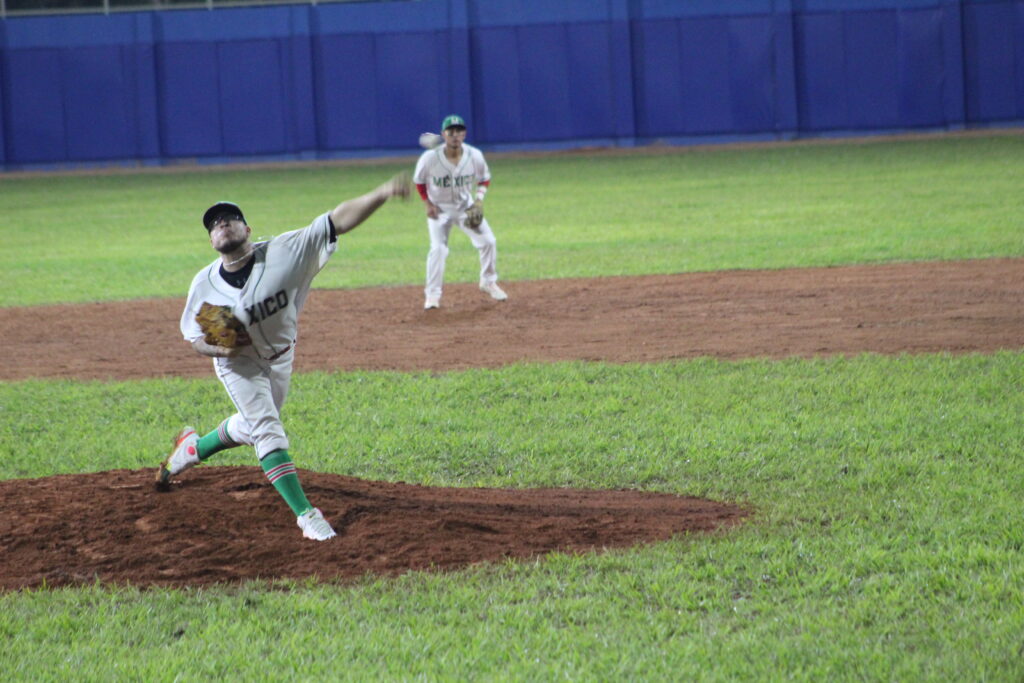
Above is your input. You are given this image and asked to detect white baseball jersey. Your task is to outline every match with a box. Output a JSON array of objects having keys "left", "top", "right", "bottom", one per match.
[
  {"left": 181, "top": 212, "right": 337, "bottom": 361},
  {"left": 414, "top": 143, "right": 490, "bottom": 212}
]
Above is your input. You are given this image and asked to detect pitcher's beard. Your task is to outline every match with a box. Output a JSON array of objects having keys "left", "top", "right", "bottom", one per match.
[{"left": 216, "top": 237, "right": 247, "bottom": 255}]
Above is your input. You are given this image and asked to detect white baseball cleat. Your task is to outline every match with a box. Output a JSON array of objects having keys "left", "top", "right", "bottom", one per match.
[
  {"left": 480, "top": 282, "right": 508, "bottom": 301},
  {"left": 297, "top": 507, "right": 337, "bottom": 541},
  {"left": 155, "top": 427, "right": 200, "bottom": 489},
  {"left": 424, "top": 296, "right": 440, "bottom": 310}
]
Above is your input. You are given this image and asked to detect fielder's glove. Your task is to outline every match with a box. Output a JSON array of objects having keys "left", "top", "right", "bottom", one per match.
[
  {"left": 465, "top": 203, "right": 484, "bottom": 230},
  {"left": 196, "top": 302, "right": 252, "bottom": 348}
]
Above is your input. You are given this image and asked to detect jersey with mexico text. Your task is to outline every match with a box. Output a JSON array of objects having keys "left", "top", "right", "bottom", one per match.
[
  {"left": 180, "top": 212, "right": 337, "bottom": 361},
  {"left": 413, "top": 143, "right": 490, "bottom": 213}
]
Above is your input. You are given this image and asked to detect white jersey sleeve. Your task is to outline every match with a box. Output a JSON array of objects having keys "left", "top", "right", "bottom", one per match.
[
  {"left": 413, "top": 150, "right": 434, "bottom": 187},
  {"left": 269, "top": 211, "right": 338, "bottom": 279},
  {"left": 470, "top": 146, "right": 491, "bottom": 185}
]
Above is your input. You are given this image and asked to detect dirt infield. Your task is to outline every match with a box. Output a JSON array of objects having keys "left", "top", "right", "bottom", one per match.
[
  {"left": 2, "top": 258, "right": 1021, "bottom": 382},
  {"left": 1, "top": 258, "right": 1021, "bottom": 591}
]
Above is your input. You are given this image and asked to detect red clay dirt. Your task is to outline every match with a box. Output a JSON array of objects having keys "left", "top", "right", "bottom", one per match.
[
  {"left": 2, "top": 258, "right": 1021, "bottom": 382},
  {"left": 1, "top": 468, "right": 744, "bottom": 591},
  {"left": 1, "top": 259, "right": 1021, "bottom": 591}
]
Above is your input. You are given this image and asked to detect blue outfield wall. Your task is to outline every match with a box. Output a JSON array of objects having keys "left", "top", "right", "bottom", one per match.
[{"left": 0, "top": 0, "right": 1021, "bottom": 167}]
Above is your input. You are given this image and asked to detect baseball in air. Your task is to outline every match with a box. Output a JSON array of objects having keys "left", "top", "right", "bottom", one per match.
[{"left": 419, "top": 132, "right": 443, "bottom": 150}]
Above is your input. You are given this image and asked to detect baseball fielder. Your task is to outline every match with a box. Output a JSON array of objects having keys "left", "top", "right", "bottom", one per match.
[
  {"left": 414, "top": 114, "right": 507, "bottom": 309},
  {"left": 156, "top": 173, "right": 411, "bottom": 541}
]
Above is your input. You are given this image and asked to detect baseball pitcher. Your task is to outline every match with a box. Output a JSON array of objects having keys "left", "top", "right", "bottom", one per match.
[
  {"left": 156, "top": 173, "right": 411, "bottom": 541},
  {"left": 414, "top": 114, "right": 507, "bottom": 309}
]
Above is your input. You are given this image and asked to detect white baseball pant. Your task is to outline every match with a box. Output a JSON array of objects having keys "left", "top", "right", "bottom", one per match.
[
  {"left": 425, "top": 212, "right": 498, "bottom": 299},
  {"left": 213, "top": 346, "right": 294, "bottom": 460}
]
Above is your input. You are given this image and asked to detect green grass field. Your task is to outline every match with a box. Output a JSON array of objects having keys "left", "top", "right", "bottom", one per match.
[
  {"left": 1, "top": 132, "right": 1022, "bottom": 680},
  {"left": 1, "top": 133, "right": 1021, "bottom": 306}
]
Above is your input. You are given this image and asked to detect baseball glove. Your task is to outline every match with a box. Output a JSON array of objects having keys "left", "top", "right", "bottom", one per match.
[
  {"left": 465, "top": 203, "right": 484, "bottom": 230},
  {"left": 196, "top": 302, "right": 251, "bottom": 348}
]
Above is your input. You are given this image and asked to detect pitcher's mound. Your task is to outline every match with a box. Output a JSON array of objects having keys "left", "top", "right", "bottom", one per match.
[{"left": 0, "top": 467, "right": 748, "bottom": 591}]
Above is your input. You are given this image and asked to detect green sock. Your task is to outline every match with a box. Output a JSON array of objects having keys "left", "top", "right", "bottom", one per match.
[
  {"left": 197, "top": 419, "right": 240, "bottom": 461},
  {"left": 260, "top": 449, "right": 313, "bottom": 517}
]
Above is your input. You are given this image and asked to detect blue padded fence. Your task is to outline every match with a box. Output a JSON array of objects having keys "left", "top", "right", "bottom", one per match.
[{"left": 0, "top": 0, "right": 1021, "bottom": 168}]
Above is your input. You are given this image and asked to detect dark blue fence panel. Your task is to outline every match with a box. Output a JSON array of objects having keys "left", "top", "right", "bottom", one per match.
[
  {"left": 797, "top": 1, "right": 1010, "bottom": 133},
  {"left": 795, "top": 5, "right": 960, "bottom": 132},
  {"left": 729, "top": 17, "right": 778, "bottom": 133},
  {"left": 62, "top": 46, "right": 135, "bottom": 161},
  {"left": 963, "top": 0, "right": 1024, "bottom": 122},
  {"left": 1019, "top": 1, "right": 1024, "bottom": 117},
  {"left": 632, "top": 19, "right": 683, "bottom": 137},
  {"left": 1019, "top": 0, "right": 1024, "bottom": 117},
  {"left": 846, "top": 11, "right": 901, "bottom": 128},
  {"left": 374, "top": 31, "right": 446, "bottom": 149},
  {"left": 606, "top": 16, "right": 638, "bottom": 141},
  {"left": 125, "top": 43, "right": 162, "bottom": 160},
  {"left": 679, "top": 18, "right": 733, "bottom": 134},
  {"left": 155, "top": 42, "right": 223, "bottom": 157},
  {"left": 898, "top": 9, "right": 949, "bottom": 126},
  {"left": 633, "top": 12, "right": 783, "bottom": 138},
  {"left": 311, "top": 0, "right": 457, "bottom": 151},
  {"left": 152, "top": 6, "right": 319, "bottom": 159},
  {"left": 566, "top": 22, "right": 619, "bottom": 140},
  {"left": 0, "top": 52, "right": 5, "bottom": 165},
  {"left": 469, "top": 0, "right": 635, "bottom": 145},
  {"left": 5, "top": 48, "right": 65, "bottom": 162},
  {"left": 313, "top": 33, "right": 378, "bottom": 150},
  {"left": 470, "top": 26, "right": 523, "bottom": 143},
  {"left": 0, "top": 0, "right": 1021, "bottom": 168},
  {"left": 518, "top": 24, "right": 574, "bottom": 142},
  {"left": 770, "top": 9, "right": 800, "bottom": 135},
  {"left": 795, "top": 12, "right": 847, "bottom": 131},
  {"left": 218, "top": 40, "right": 289, "bottom": 156},
  {"left": 283, "top": 35, "right": 317, "bottom": 154}
]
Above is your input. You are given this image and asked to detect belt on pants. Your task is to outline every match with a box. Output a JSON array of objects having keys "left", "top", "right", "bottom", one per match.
[{"left": 265, "top": 344, "right": 292, "bottom": 361}]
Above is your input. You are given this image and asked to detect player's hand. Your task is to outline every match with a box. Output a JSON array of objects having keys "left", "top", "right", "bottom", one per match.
[
  {"left": 221, "top": 332, "right": 251, "bottom": 357},
  {"left": 425, "top": 201, "right": 440, "bottom": 219},
  {"left": 383, "top": 172, "right": 411, "bottom": 200}
]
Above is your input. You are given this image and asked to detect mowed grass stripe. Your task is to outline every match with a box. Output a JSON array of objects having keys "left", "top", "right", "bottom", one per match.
[{"left": 1, "top": 133, "right": 1022, "bottom": 307}]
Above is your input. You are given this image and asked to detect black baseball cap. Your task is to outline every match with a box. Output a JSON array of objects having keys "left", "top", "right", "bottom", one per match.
[{"left": 203, "top": 201, "right": 245, "bottom": 231}]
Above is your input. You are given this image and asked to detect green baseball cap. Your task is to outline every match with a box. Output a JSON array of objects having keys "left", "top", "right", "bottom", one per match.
[{"left": 441, "top": 114, "right": 466, "bottom": 131}]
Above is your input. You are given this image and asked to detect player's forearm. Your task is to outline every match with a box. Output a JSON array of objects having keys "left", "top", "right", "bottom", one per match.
[
  {"left": 330, "top": 190, "right": 389, "bottom": 235},
  {"left": 475, "top": 180, "right": 489, "bottom": 203},
  {"left": 191, "top": 339, "right": 241, "bottom": 358},
  {"left": 330, "top": 174, "right": 410, "bottom": 234}
]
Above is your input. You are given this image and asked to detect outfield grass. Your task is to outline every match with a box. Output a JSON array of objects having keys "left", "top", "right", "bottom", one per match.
[
  {"left": 1, "top": 355, "right": 1022, "bottom": 679},
  {"left": 1, "top": 133, "right": 1021, "bottom": 307},
  {"left": 2, "top": 133, "right": 1022, "bottom": 680}
]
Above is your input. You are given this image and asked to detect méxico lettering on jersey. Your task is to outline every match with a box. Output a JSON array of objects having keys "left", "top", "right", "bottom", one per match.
[
  {"left": 246, "top": 289, "right": 289, "bottom": 325},
  {"left": 432, "top": 174, "right": 476, "bottom": 188}
]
